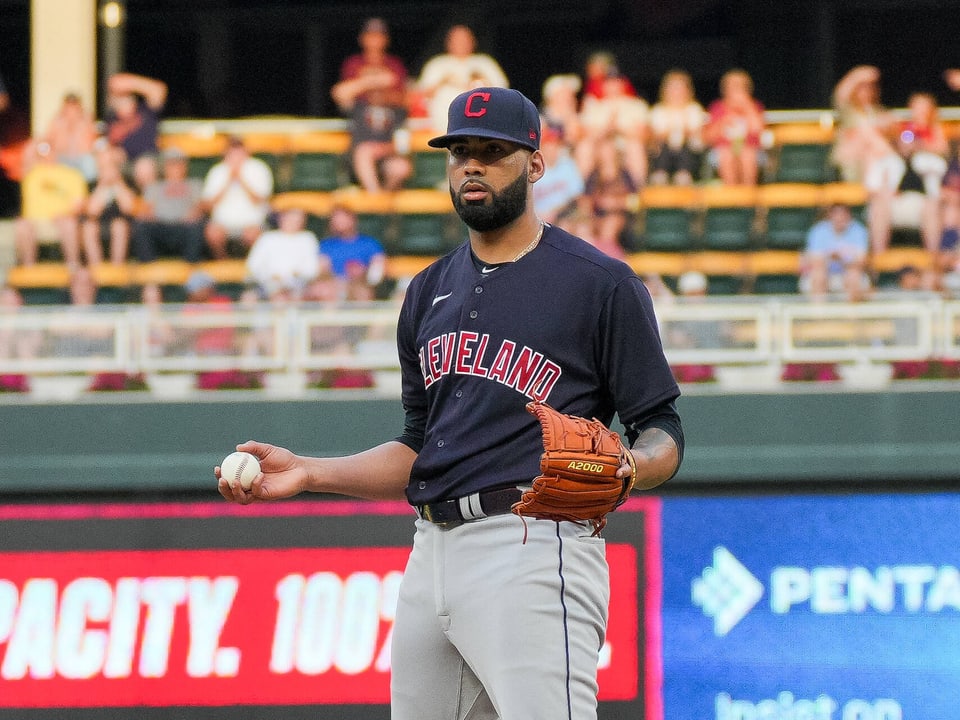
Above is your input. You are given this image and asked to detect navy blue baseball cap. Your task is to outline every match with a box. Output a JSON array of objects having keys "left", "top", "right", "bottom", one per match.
[{"left": 428, "top": 87, "right": 541, "bottom": 151}]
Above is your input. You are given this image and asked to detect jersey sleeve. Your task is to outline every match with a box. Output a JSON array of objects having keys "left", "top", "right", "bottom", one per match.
[
  {"left": 598, "top": 274, "right": 680, "bottom": 428},
  {"left": 394, "top": 286, "right": 427, "bottom": 454}
]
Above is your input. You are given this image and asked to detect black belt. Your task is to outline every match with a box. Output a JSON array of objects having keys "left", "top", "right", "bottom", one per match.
[{"left": 416, "top": 487, "right": 522, "bottom": 529}]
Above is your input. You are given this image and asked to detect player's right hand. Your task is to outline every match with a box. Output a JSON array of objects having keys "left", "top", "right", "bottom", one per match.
[{"left": 216, "top": 440, "right": 307, "bottom": 505}]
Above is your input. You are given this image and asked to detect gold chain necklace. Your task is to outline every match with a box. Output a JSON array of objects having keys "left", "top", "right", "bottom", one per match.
[{"left": 512, "top": 221, "right": 545, "bottom": 263}]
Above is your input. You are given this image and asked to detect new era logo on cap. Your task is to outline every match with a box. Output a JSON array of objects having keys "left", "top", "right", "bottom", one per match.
[{"left": 428, "top": 87, "right": 541, "bottom": 151}]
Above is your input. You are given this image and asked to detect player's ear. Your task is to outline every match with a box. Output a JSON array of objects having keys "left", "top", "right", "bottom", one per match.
[{"left": 527, "top": 150, "right": 546, "bottom": 184}]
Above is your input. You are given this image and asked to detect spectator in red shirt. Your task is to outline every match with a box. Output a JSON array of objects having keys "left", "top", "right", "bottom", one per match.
[
  {"left": 705, "top": 69, "right": 766, "bottom": 185},
  {"left": 331, "top": 18, "right": 412, "bottom": 193}
]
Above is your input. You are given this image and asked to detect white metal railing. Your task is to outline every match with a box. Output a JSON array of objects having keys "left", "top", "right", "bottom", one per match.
[{"left": 0, "top": 296, "right": 958, "bottom": 378}]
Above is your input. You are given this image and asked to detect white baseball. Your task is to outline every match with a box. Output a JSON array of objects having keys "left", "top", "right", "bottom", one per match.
[{"left": 220, "top": 451, "right": 261, "bottom": 490}]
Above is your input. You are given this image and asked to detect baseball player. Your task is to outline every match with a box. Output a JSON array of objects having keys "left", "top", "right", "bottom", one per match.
[{"left": 218, "top": 87, "right": 683, "bottom": 720}]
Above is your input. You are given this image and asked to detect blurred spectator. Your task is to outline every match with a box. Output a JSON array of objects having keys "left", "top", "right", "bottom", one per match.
[
  {"left": 245, "top": 207, "right": 322, "bottom": 299},
  {"left": 131, "top": 153, "right": 159, "bottom": 194},
  {"left": 532, "top": 124, "right": 583, "bottom": 227},
  {"left": 132, "top": 146, "right": 205, "bottom": 263},
  {"left": 417, "top": 24, "right": 508, "bottom": 134},
  {"left": 0, "top": 284, "right": 38, "bottom": 393},
  {"left": 540, "top": 74, "right": 584, "bottom": 149},
  {"left": 704, "top": 69, "right": 766, "bottom": 185},
  {"left": 936, "top": 149, "right": 960, "bottom": 291},
  {"left": 104, "top": 72, "right": 168, "bottom": 164},
  {"left": 945, "top": 68, "right": 960, "bottom": 92},
  {"left": 894, "top": 92, "right": 949, "bottom": 254},
  {"left": 830, "top": 66, "right": 903, "bottom": 254},
  {"left": 800, "top": 203, "right": 870, "bottom": 302},
  {"left": 81, "top": 144, "right": 137, "bottom": 265},
  {"left": 331, "top": 18, "right": 412, "bottom": 193},
  {"left": 648, "top": 69, "right": 707, "bottom": 186},
  {"left": 831, "top": 65, "right": 900, "bottom": 183},
  {"left": 577, "top": 69, "right": 648, "bottom": 186},
  {"left": 895, "top": 265, "right": 924, "bottom": 292},
  {"left": 201, "top": 136, "right": 274, "bottom": 259},
  {"left": 574, "top": 137, "right": 637, "bottom": 258},
  {"left": 41, "top": 92, "right": 97, "bottom": 181},
  {"left": 582, "top": 51, "right": 637, "bottom": 99},
  {"left": 319, "top": 205, "right": 386, "bottom": 290},
  {"left": 13, "top": 141, "right": 87, "bottom": 266}
]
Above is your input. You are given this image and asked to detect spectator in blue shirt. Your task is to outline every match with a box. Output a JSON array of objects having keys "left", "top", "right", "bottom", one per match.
[
  {"left": 800, "top": 203, "right": 870, "bottom": 301},
  {"left": 319, "top": 204, "right": 386, "bottom": 293},
  {"left": 533, "top": 124, "right": 584, "bottom": 228}
]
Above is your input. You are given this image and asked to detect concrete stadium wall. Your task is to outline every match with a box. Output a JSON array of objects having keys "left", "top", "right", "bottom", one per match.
[{"left": 0, "top": 387, "right": 957, "bottom": 495}]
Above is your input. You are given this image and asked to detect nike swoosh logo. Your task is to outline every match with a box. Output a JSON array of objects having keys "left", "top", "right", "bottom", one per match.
[
  {"left": 480, "top": 267, "right": 497, "bottom": 274},
  {"left": 432, "top": 292, "right": 453, "bottom": 306}
]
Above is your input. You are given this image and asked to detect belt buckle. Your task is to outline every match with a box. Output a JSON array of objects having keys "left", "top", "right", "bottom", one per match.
[{"left": 419, "top": 502, "right": 459, "bottom": 528}]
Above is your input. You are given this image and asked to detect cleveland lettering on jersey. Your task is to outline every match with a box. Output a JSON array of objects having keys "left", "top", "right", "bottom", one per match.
[{"left": 418, "top": 331, "right": 562, "bottom": 401}]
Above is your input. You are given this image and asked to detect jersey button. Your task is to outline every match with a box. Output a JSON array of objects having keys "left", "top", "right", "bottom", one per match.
[
  {"left": 469, "top": 310, "right": 478, "bottom": 319},
  {"left": 474, "top": 286, "right": 483, "bottom": 294},
  {"left": 437, "top": 440, "right": 445, "bottom": 448},
  {"left": 418, "top": 481, "right": 426, "bottom": 490},
  {"left": 455, "top": 390, "right": 463, "bottom": 398}
]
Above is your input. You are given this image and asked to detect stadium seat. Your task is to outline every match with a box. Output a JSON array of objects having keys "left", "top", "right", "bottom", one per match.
[
  {"left": 700, "top": 185, "right": 758, "bottom": 251},
  {"left": 187, "top": 155, "right": 220, "bottom": 181},
  {"left": 272, "top": 191, "right": 336, "bottom": 217},
  {"left": 820, "top": 182, "right": 869, "bottom": 224},
  {"left": 689, "top": 251, "right": 750, "bottom": 293},
  {"left": 328, "top": 190, "right": 395, "bottom": 241},
  {"left": 393, "top": 214, "right": 463, "bottom": 254},
  {"left": 748, "top": 250, "right": 801, "bottom": 294},
  {"left": 626, "top": 251, "right": 689, "bottom": 278},
  {"left": 637, "top": 186, "right": 698, "bottom": 252},
  {"left": 6, "top": 264, "right": 72, "bottom": 305},
  {"left": 769, "top": 122, "right": 837, "bottom": 184},
  {"left": 758, "top": 183, "right": 822, "bottom": 250},
  {"left": 773, "top": 143, "right": 835, "bottom": 184},
  {"left": 287, "top": 153, "right": 345, "bottom": 192},
  {"left": 819, "top": 181, "right": 868, "bottom": 206},
  {"left": 409, "top": 151, "right": 449, "bottom": 189},
  {"left": 392, "top": 190, "right": 462, "bottom": 254},
  {"left": 160, "top": 131, "right": 230, "bottom": 182}
]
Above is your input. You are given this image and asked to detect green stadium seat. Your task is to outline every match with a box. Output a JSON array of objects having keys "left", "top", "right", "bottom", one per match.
[
  {"left": 356, "top": 212, "right": 393, "bottom": 243},
  {"left": 409, "top": 151, "right": 449, "bottom": 189},
  {"left": 394, "top": 213, "right": 464, "bottom": 255},
  {"left": 752, "top": 274, "right": 799, "bottom": 294},
  {"left": 288, "top": 152, "right": 345, "bottom": 192},
  {"left": 758, "top": 184, "right": 822, "bottom": 251},
  {"left": 19, "top": 287, "right": 70, "bottom": 305},
  {"left": 187, "top": 155, "right": 220, "bottom": 181},
  {"left": 305, "top": 213, "right": 328, "bottom": 239},
  {"left": 706, "top": 275, "right": 746, "bottom": 295},
  {"left": 764, "top": 206, "right": 819, "bottom": 250},
  {"left": 701, "top": 186, "right": 759, "bottom": 251},
  {"left": 638, "top": 186, "right": 698, "bottom": 252},
  {"left": 748, "top": 250, "right": 801, "bottom": 295},
  {"left": 773, "top": 143, "right": 835, "bottom": 184}
]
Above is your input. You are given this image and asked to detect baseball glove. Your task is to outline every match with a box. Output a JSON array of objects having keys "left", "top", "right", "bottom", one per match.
[{"left": 512, "top": 401, "right": 637, "bottom": 536}]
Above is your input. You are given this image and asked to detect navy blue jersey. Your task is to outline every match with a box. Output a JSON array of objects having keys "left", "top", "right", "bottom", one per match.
[{"left": 397, "top": 223, "right": 680, "bottom": 505}]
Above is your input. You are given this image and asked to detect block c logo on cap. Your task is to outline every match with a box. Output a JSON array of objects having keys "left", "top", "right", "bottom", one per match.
[{"left": 464, "top": 91, "right": 491, "bottom": 117}]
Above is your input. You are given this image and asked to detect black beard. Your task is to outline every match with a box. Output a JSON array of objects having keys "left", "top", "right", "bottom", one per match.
[{"left": 450, "top": 171, "right": 528, "bottom": 232}]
